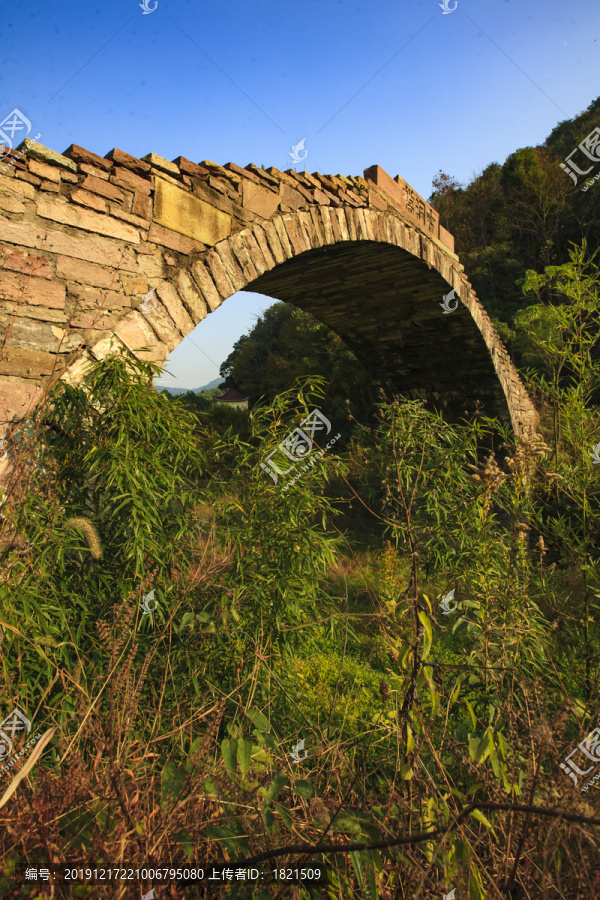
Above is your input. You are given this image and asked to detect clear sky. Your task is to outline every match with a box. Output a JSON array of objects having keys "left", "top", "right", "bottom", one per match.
[{"left": 3, "top": 0, "right": 598, "bottom": 389}]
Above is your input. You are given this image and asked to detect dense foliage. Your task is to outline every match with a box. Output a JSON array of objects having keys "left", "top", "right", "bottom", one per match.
[
  {"left": 428, "top": 95, "right": 600, "bottom": 359},
  {"left": 1, "top": 246, "right": 600, "bottom": 898}
]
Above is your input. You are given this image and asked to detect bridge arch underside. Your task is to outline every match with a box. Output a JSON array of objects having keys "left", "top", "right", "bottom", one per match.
[{"left": 246, "top": 241, "right": 511, "bottom": 426}]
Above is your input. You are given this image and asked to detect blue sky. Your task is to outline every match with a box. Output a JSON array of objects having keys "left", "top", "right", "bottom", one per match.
[{"left": 3, "top": 0, "right": 598, "bottom": 388}]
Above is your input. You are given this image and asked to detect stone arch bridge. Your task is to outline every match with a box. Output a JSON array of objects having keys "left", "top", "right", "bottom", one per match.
[{"left": 0, "top": 139, "right": 538, "bottom": 437}]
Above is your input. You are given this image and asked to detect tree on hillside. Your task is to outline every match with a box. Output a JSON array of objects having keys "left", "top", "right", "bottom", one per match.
[
  {"left": 428, "top": 97, "right": 600, "bottom": 359},
  {"left": 219, "top": 302, "right": 376, "bottom": 425}
]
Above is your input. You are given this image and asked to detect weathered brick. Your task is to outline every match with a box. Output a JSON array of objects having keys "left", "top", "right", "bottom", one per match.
[
  {"left": 70, "top": 311, "right": 114, "bottom": 330},
  {"left": 147, "top": 222, "right": 205, "bottom": 255},
  {"left": 209, "top": 175, "right": 238, "bottom": 196},
  {"left": 36, "top": 196, "right": 140, "bottom": 243},
  {"left": 114, "top": 310, "right": 169, "bottom": 361},
  {"left": 344, "top": 208, "right": 358, "bottom": 241},
  {"left": 368, "top": 187, "right": 389, "bottom": 211},
  {"left": 135, "top": 252, "right": 164, "bottom": 280},
  {"left": 0, "top": 302, "right": 67, "bottom": 324},
  {"left": 28, "top": 159, "right": 61, "bottom": 183},
  {"left": 251, "top": 225, "right": 276, "bottom": 270},
  {"left": 212, "top": 241, "right": 246, "bottom": 292},
  {"left": 259, "top": 219, "right": 286, "bottom": 264},
  {"left": 176, "top": 269, "right": 208, "bottom": 323},
  {"left": 45, "top": 231, "right": 138, "bottom": 271},
  {"left": 280, "top": 183, "right": 306, "bottom": 210},
  {"left": 190, "top": 179, "right": 236, "bottom": 216},
  {"left": 190, "top": 261, "right": 224, "bottom": 312},
  {"left": 80, "top": 163, "right": 110, "bottom": 180},
  {"left": 69, "top": 286, "right": 129, "bottom": 311},
  {"left": 87, "top": 334, "right": 128, "bottom": 362},
  {"left": 272, "top": 217, "right": 293, "bottom": 258},
  {"left": 154, "top": 178, "right": 231, "bottom": 246},
  {"left": 81, "top": 174, "right": 124, "bottom": 202},
  {"left": 141, "top": 153, "right": 180, "bottom": 177},
  {"left": 154, "top": 281, "right": 195, "bottom": 335},
  {"left": 0, "top": 177, "right": 36, "bottom": 199},
  {"left": 241, "top": 231, "right": 271, "bottom": 277},
  {"left": 0, "top": 195, "right": 26, "bottom": 213},
  {"left": 439, "top": 225, "right": 454, "bottom": 252},
  {"left": 152, "top": 170, "right": 183, "bottom": 189},
  {"left": 267, "top": 167, "right": 313, "bottom": 202},
  {"left": 2, "top": 318, "right": 45, "bottom": 350},
  {"left": 204, "top": 249, "right": 236, "bottom": 299},
  {"left": 172, "top": 157, "right": 210, "bottom": 179},
  {"left": 55, "top": 255, "right": 118, "bottom": 289},
  {"left": 245, "top": 164, "right": 279, "bottom": 188},
  {"left": 109, "top": 204, "right": 151, "bottom": 229},
  {"left": 0, "top": 347, "right": 60, "bottom": 377},
  {"left": 132, "top": 192, "right": 151, "bottom": 219},
  {"left": 19, "top": 139, "right": 78, "bottom": 172},
  {"left": 0, "top": 270, "right": 65, "bottom": 308},
  {"left": 199, "top": 160, "right": 241, "bottom": 185},
  {"left": 139, "top": 301, "right": 182, "bottom": 352},
  {"left": 2, "top": 249, "right": 52, "bottom": 279},
  {"left": 312, "top": 188, "right": 331, "bottom": 206},
  {"left": 242, "top": 180, "right": 279, "bottom": 218},
  {"left": 228, "top": 233, "right": 260, "bottom": 282},
  {"left": 224, "top": 162, "right": 263, "bottom": 185},
  {"left": 307, "top": 207, "right": 328, "bottom": 246},
  {"left": 0, "top": 379, "right": 43, "bottom": 424},
  {"left": 120, "top": 274, "right": 148, "bottom": 296},
  {"left": 282, "top": 215, "right": 311, "bottom": 255},
  {"left": 17, "top": 172, "right": 41, "bottom": 186},
  {"left": 71, "top": 188, "right": 107, "bottom": 212},
  {"left": 105, "top": 148, "right": 151, "bottom": 175},
  {"left": 0, "top": 219, "right": 137, "bottom": 269},
  {"left": 40, "top": 180, "right": 60, "bottom": 193},
  {"left": 297, "top": 211, "right": 319, "bottom": 250},
  {"left": 355, "top": 209, "right": 371, "bottom": 241},
  {"left": 110, "top": 166, "right": 152, "bottom": 195},
  {"left": 328, "top": 207, "right": 342, "bottom": 243},
  {"left": 63, "top": 144, "right": 112, "bottom": 170}
]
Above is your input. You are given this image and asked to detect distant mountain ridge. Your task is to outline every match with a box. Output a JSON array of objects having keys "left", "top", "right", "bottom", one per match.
[{"left": 155, "top": 377, "right": 224, "bottom": 396}]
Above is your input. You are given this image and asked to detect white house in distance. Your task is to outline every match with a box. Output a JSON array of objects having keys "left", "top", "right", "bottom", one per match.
[{"left": 213, "top": 387, "right": 250, "bottom": 410}]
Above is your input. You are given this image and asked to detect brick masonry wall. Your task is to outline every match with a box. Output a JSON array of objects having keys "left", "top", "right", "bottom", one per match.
[{"left": 0, "top": 139, "right": 539, "bottom": 442}]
